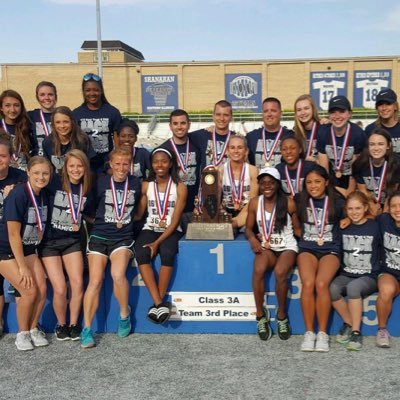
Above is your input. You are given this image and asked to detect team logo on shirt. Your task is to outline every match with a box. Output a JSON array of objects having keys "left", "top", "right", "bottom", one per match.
[
  {"left": 104, "top": 189, "right": 136, "bottom": 225},
  {"left": 51, "top": 191, "right": 87, "bottom": 231},
  {"left": 342, "top": 234, "right": 373, "bottom": 274},
  {"left": 80, "top": 118, "right": 110, "bottom": 153},
  {"left": 384, "top": 232, "right": 400, "bottom": 270}
]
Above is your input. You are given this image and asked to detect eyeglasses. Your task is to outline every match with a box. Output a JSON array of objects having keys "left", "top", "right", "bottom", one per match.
[{"left": 83, "top": 73, "right": 102, "bottom": 82}]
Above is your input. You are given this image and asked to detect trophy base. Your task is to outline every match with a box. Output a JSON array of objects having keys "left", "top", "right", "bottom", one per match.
[{"left": 185, "top": 223, "right": 234, "bottom": 240}]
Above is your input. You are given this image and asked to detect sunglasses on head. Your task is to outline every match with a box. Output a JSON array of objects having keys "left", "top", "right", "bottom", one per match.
[{"left": 83, "top": 73, "right": 102, "bottom": 82}]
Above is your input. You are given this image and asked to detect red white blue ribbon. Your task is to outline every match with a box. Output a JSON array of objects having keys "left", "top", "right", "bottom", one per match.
[
  {"left": 330, "top": 123, "right": 351, "bottom": 173},
  {"left": 262, "top": 126, "right": 283, "bottom": 164},
  {"left": 110, "top": 177, "right": 129, "bottom": 224},
  {"left": 284, "top": 160, "right": 303, "bottom": 196},
  {"left": 306, "top": 122, "right": 317, "bottom": 158},
  {"left": 212, "top": 129, "right": 230, "bottom": 166},
  {"left": 25, "top": 182, "right": 44, "bottom": 236},
  {"left": 260, "top": 196, "right": 277, "bottom": 243},
  {"left": 309, "top": 197, "right": 329, "bottom": 242},
  {"left": 154, "top": 177, "right": 172, "bottom": 222},
  {"left": 169, "top": 138, "right": 189, "bottom": 174},
  {"left": 369, "top": 159, "right": 387, "bottom": 202},
  {"left": 228, "top": 161, "right": 246, "bottom": 208},
  {"left": 39, "top": 110, "right": 50, "bottom": 137},
  {"left": 67, "top": 184, "right": 83, "bottom": 225}
]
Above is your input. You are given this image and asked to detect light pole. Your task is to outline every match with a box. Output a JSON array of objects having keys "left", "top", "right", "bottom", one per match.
[{"left": 96, "top": 0, "right": 103, "bottom": 78}]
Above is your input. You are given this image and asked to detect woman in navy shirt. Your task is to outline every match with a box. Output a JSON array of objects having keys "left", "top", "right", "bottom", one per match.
[
  {"left": 0, "top": 156, "right": 51, "bottom": 351},
  {"left": 40, "top": 149, "right": 91, "bottom": 341}
]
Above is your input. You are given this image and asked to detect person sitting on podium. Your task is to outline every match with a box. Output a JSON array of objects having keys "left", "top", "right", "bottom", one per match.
[{"left": 219, "top": 135, "right": 258, "bottom": 229}]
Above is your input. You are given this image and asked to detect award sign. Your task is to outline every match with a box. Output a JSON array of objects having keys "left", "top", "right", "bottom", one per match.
[{"left": 186, "top": 167, "right": 234, "bottom": 240}]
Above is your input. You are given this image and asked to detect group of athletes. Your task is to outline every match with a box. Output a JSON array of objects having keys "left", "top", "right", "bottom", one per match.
[{"left": 0, "top": 72, "right": 399, "bottom": 353}]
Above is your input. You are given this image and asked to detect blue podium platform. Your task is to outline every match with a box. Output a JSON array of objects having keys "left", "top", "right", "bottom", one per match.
[{"left": 3, "top": 234, "right": 400, "bottom": 335}]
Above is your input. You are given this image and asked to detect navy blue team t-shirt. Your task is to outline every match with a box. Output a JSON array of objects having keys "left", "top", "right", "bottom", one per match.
[
  {"left": 0, "top": 183, "right": 49, "bottom": 253},
  {"left": 340, "top": 219, "right": 381, "bottom": 278},
  {"left": 87, "top": 175, "right": 141, "bottom": 240},
  {"left": 378, "top": 212, "right": 400, "bottom": 279},
  {"left": 0, "top": 167, "right": 27, "bottom": 219},
  {"left": 73, "top": 103, "right": 122, "bottom": 169}
]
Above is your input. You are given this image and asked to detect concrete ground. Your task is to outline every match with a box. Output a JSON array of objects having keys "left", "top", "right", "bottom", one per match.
[{"left": 0, "top": 333, "right": 398, "bottom": 400}]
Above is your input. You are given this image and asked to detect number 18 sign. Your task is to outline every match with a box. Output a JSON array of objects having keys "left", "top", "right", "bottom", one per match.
[{"left": 353, "top": 70, "right": 392, "bottom": 109}]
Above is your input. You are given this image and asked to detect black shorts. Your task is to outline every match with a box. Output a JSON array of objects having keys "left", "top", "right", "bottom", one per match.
[
  {"left": 87, "top": 235, "right": 135, "bottom": 258},
  {"left": 134, "top": 229, "right": 183, "bottom": 266},
  {"left": 0, "top": 275, "right": 3, "bottom": 296},
  {"left": 0, "top": 245, "right": 37, "bottom": 260},
  {"left": 298, "top": 249, "right": 341, "bottom": 262},
  {"left": 40, "top": 237, "right": 82, "bottom": 257}
]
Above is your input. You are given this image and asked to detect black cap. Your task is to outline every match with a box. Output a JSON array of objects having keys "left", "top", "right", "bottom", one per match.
[
  {"left": 376, "top": 89, "right": 397, "bottom": 106},
  {"left": 328, "top": 95, "right": 351, "bottom": 112}
]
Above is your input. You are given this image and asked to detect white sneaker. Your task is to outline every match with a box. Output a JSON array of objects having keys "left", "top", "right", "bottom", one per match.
[
  {"left": 30, "top": 328, "right": 49, "bottom": 347},
  {"left": 15, "top": 331, "right": 34, "bottom": 351},
  {"left": 301, "top": 331, "right": 316, "bottom": 352},
  {"left": 315, "top": 331, "right": 330, "bottom": 352}
]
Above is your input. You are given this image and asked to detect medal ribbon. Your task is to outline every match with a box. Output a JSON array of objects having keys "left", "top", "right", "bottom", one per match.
[
  {"left": 154, "top": 177, "right": 172, "bottom": 222},
  {"left": 260, "top": 196, "right": 277, "bottom": 242},
  {"left": 228, "top": 161, "right": 246, "bottom": 207},
  {"left": 309, "top": 197, "right": 329, "bottom": 241},
  {"left": 330, "top": 123, "right": 351, "bottom": 172},
  {"left": 169, "top": 139, "right": 189, "bottom": 173},
  {"left": 212, "top": 129, "right": 230, "bottom": 166},
  {"left": 67, "top": 184, "right": 83, "bottom": 225},
  {"left": 306, "top": 122, "right": 317, "bottom": 158},
  {"left": 1, "top": 120, "right": 20, "bottom": 162},
  {"left": 25, "top": 182, "right": 44, "bottom": 236},
  {"left": 262, "top": 126, "right": 283, "bottom": 164},
  {"left": 110, "top": 177, "right": 129, "bottom": 223},
  {"left": 284, "top": 160, "right": 303, "bottom": 196},
  {"left": 369, "top": 159, "right": 387, "bottom": 202},
  {"left": 39, "top": 110, "right": 50, "bottom": 137}
]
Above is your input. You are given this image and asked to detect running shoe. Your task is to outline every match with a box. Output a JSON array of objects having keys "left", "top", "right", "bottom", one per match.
[
  {"left": 147, "top": 304, "right": 159, "bottom": 324},
  {"left": 69, "top": 324, "right": 82, "bottom": 341},
  {"left": 376, "top": 328, "right": 390, "bottom": 348},
  {"left": 315, "top": 331, "right": 329, "bottom": 352},
  {"left": 55, "top": 324, "right": 70, "bottom": 341},
  {"left": 157, "top": 302, "right": 171, "bottom": 324},
  {"left": 276, "top": 309, "right": 291, "bottom": 340},
  {"left": 347, "top": 331, "right": 362, "bottom": 351},
  {"left": 336, "top": 323, "right": 352, "bottom": 344},
  {"left": 30, "top": 328, "right": 49, "bottom": 347},
  {"left": 257, "top": 316, "right": 272, "bottom": 341},
  {"left": 300, "top": 331, "right": 316, "bottom": 352},
  {"left": 118, "top": 307, "right": 132, "bottom": 338},
  {"left": 80, "top": 327, "right": 95, "bottom": 348},
  {"left": 15, "top": 331, "right": 34, "bottom": 351}
]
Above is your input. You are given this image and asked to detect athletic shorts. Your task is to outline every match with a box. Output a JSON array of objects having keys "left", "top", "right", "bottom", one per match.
[
  {"left": 298, "top": 249, "right": 341, "bottom": 262},
  {"left": 0, "top": 245, "right": 37, "bottom": 260},
  {"left": 87, "top": 236, "right": 134, "bottom": 258},
  {"left": 40, "top": 237, "right": 82, "bottom": 258},
  {"left": 330, "top": 275, "right": 377, "bottom": 301},
  {"left": 0, "top": 275, "right": 3, "bottom": 296},
  {"left": 135, "top": 229, "right": 183, "bottom": 267}
]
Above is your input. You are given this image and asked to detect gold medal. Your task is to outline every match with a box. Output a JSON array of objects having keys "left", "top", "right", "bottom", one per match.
[
  {"left": 159, "top": 220, "right": 167, "bottom": 228},
  {"left": 116, "top": 222, "right": 123, "bottom": 228},
  {"left": 262, "top": 241, "right": 270, "bottom": 249},
  {"left": 317, "top": 238, "right": 324, "bottom": 246},
  {"left": 234, "top": 203, "right": 240, "bottom": 211},
  {"left": 265, "top": 162, "right": 270, "bottom": 167},
  {"left": 335, "top": 170, "right": 342, "bottom": 179},
  {"left": 72, "top": 224, "right": 79, "bottom": 232}
]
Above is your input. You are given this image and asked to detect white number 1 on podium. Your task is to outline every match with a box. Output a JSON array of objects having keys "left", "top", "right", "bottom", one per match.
[{"left": 209, "top": 243, "right": 224, "bottom": 274}]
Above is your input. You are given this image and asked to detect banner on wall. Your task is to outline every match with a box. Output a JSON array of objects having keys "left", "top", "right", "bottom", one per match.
[
  {"left": 310, "top": 71, "right": 348, "bottom": 111},
  {"left": 141, "top": 75, "right": 178, "bottom": 114},
  {"left": 353, "top": 70, "right": 392, "bottom": 108},
  {"left": 225, "top": 73, "right": 262, "bottom": 112}
]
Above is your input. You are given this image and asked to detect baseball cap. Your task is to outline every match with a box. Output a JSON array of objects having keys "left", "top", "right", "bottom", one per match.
[
  {"left": 376, "top": 89, "right": 397, "bottom": 106},
  {"left": 257, "top": 167, "right": 280, "bottom": 181},
  {"left": 328, "top": 95, "right": 351, "bottom": 112}
]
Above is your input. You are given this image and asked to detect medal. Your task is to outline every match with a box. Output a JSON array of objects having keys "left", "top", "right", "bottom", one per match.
[
  {"left": 262, "top": 126, "right": 283, "bottom": 167},
  {"left": 309, "top": 197, "right": 329, "bottom": 246},
  {"left": 331, "top": 124, "right": 351, "bottom": 178},
  {"left": 228, "top": 161, "right": 246, "bottom": 210},
  {"left": 262, "top": 241, "right": 270, "bottom": 249},
  {"left": 67, "top": 183, "right": 83, "bottom": 231},
  {"left": 170, "top": 138, "right": 190, "bottom": 176},
  {"left": 211, "top": 129, "right": 231, "bottom": 167},
  {"left": 110, "top": 177, "right": 129, "bottom": 228},
  {"left": 370, "top": 159, "right": 387, "bottom": 203},
  {"left": 259, "top": 196, "right": 277, "bottom": 248},
  {"left": 265, "top": 162, "right": 270, "bottom": 167},
  {"left": 154, "top": 177, "right": 173, "bottom": 229},
  {"left": 306, "top": 122, "right": 318, "bottom": 158},
  {"left": 284, "top": 160, "right": 303, "bottom": 196},
  {"left": 39, "top": 110, "right": 50, "bottom": 137},
  {"left": 25, "top": 182, "right": 45, "bottom": 241}
]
